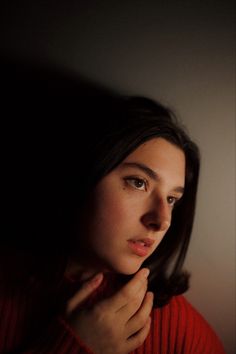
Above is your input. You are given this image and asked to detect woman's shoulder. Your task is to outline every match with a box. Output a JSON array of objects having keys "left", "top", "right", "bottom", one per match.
[{"left": 149, "top": 295, "right": 226, "bottom": 354}]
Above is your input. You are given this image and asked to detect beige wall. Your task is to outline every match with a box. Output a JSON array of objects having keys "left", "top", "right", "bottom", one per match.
[{"left": 1, "top": 1, "right": 235, "bottom": 352}]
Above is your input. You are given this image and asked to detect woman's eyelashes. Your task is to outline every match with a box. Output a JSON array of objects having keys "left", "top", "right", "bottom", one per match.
[
  {"left": 167, "top": 196, "right": 179, "bottom": 207},
  {"left": 124, "top": 176, "right": 148, "bottom": 191},
  {"left": 123, "top": 176, "right": 182, "bottom": 207}
]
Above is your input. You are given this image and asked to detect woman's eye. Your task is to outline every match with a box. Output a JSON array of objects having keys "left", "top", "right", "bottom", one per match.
[
  {"left": 125, "top": 177, "right": 147, "bottom": 191},
  {"left": 167, "top": 196, "right": 178, "bottom": 206}
]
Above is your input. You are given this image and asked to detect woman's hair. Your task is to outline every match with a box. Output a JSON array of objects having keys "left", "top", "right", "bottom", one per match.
[
  {"left": 2, "top": 58, "right": 200, "bottom": 306},
  {"left": 67, "top": 94, "right": 200, "bottom": 307}
]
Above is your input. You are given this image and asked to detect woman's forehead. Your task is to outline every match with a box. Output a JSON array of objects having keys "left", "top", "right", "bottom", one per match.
[{"left": 120, "top": 138, "right": 186, "bottom": 185}]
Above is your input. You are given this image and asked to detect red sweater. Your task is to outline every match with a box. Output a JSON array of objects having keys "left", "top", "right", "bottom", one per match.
[{"left": 0, "top": 271, "right": 225, "bottom": 354}]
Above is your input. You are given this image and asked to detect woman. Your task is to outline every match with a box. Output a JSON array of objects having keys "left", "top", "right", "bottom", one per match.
[{"left": 0, "top": 77, "right": 226, "bottom": 353}]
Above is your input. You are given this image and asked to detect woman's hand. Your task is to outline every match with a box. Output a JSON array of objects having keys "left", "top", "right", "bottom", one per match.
[{"left": 65, "top": 268, "right": 153, "bottom": 354}]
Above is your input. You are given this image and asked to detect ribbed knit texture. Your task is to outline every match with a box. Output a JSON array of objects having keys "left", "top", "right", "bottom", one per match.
[{"left": 0, "top": 272, "right": 226, "bottom": 353}]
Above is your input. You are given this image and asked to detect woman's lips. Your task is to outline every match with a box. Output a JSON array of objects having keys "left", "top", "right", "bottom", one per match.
[{"left": 127, "top": 238, "right": 154, "bottom": 257}]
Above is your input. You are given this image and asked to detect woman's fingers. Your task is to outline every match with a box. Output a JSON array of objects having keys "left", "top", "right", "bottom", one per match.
[
  {"left": 126, "top": 291, "right": 154, "bottom": 337},
  {"left": 105, "top": 268, "right": 150, "bottom": 313},
  {"left": 126, "top": 315, "right": 152, "bottom": 353},
  {"left": 118, "top": 279, "right": 148, "bottom": 320},
  {"left": 65, "top": 270, "right": 153, "bottom": 354},
  {"left": 66, "top": 273, "right": 103, "bottom": 315}
]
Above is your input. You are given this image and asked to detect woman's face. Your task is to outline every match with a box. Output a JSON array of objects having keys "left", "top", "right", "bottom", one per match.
[{"left": 78, "top": 138, "right": 186, "bottom": 275}]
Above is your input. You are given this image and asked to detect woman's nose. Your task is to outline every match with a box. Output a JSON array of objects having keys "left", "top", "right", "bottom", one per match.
[{"left": 141, "top": 199, "right": 171, "bottom": 232}]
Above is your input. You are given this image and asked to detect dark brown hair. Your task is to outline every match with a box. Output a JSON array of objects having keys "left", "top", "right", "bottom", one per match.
[
  {"left": 70, "top": 95, "right": 200, "bottom": 307},
  {"left": 2, "top": 58, "right": 200, "bottom": 306}
]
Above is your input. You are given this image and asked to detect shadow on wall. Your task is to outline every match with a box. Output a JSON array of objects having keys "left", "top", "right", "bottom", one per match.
[
  {"left": 1, "top": 54, "right": 121, "bottom": 253},
  {"left": 1, "top": 53, "right": 115, "bottom": 99}
]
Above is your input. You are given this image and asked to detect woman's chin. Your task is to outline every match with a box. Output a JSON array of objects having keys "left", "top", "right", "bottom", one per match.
[{"left": 109, "top": 258, "right": 144, "bottom": 275}]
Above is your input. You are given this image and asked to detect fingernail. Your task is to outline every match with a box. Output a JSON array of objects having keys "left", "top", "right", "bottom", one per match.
[
  {"left": 148, "top": 291, "right": 154, "bottom": 302},
  {"left": 92, "top": 273, "right": 103, "bottom": 284},
  {"left": 142, "top": 268, "right": 150, "bottom": 278}
]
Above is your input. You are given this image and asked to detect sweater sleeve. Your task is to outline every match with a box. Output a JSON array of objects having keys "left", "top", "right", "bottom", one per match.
[
  {"left": 144, "top": 295, "right": 226, "bottom": 354},
  {"left": 19, "top": 316, "right": 95, "bottom": 354},
  {"left": 0, "top": 279, "right": 95, "bottom": 354}
]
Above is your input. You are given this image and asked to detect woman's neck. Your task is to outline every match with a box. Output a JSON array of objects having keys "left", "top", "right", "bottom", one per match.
[{"left": 65, "top": 257, "right": 109, "bottom": 282}]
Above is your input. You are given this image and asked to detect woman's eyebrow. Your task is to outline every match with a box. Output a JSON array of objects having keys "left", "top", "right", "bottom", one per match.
[
  {"left": 122, "top": 162, "right": 159, "bottom": 181},
  {"left": 121, "top": 161, "right": 185, "bottom": 194}
]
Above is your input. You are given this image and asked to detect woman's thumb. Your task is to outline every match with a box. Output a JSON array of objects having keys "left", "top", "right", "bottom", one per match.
[{"left": 66, "top": 273, "right": 103, "bottom": 314}]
